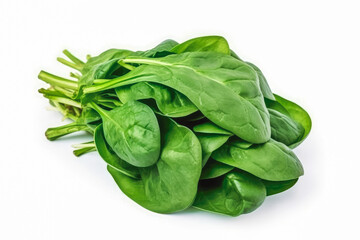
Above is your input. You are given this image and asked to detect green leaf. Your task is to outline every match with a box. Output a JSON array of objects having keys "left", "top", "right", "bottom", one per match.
[
  {"left": 274, "top": 94, "right": 312, "bottom": 148},
  {"left": 193, "top": 122, "right": 232, "bottom": 135},
  {"left": 139, "top": 39, "right": 178, "bottom": 57},
  {"left": 89, "top": 101, "right": 161, "bottom": 167},
  {"left": 200, "top": 158, "right": 234, "bottom": 180},
  {"left": 171, "top": 36, "right": 230, "bottom": 55},
  {"left": 116, "top": 82, "right": 197, "bottom": 117},
  {"left": 80, "top": 49, "right": 134, "bottom": 86},
  {"left": 246, "top": 62, "right": 275, "bottom": 100},
  {"left": 262, "top": 179, "right": 298, "bottom": 196},
  {"left": 269, "top": 108, "right": 305, "bottom": 146},
  {"left": 212, "top": 139, "right": 304, "bottom": 181},
  {"left": 94, "top": 124, "right": 140, "bottom": 179},
  {"left": 108, "top": 116, "right": 202, "bottom": 213},
  {"left": 196, "top": 133, "right": 230, "bottom": 166},
  {"left": 84, "top": 52, "right": 271, "bottom": 143},
  {"left": 193, "top": 171, "right": 266, "bottom": 216}
]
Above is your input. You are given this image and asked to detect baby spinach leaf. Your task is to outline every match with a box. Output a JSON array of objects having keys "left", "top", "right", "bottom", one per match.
[
  {"left": 265, "top": 98, "right": 290, "bottom": 116},
  {"left": 262, "top": 178, "right": 298, "bottom": 196},
  {"left": 196, "top": 133, "right": 231, "bottom": 166},
  {"left": 80, "top": 51, "right": 134, "bottom": 87},
  {"left": 171, "top": 36, "right": 230, "bottom": 55},
  {"left": 115, "top": 82, "right": 198, "bottom": 117},
  {"left": 193, "top": 122, "right": 233, "bottom": 135},
  {"left": 193, "top": 170, "right": 266, "bottom": 216},
  {"left": 84, "top": 52, "right": 271, "bottom": 143},
  {"left": 139, "top": 39, "right": 178, "bottom": 57},
  {"left": 94, "top": 124, "right": 140, "bottom": 179},
  {"left": 200, "top": 158, "right": 234, "bottom": 180},
  {"left": 212, "top": 139, "right": 304, "bottom": 181},
  {"left": 246, "top": 62, "right": 275, "bottom": 101},
  {"left": 81, "top": 49, "right": 134, "bottom": 76},
  {"left": 228, "top": 137, "right": 253, "bottom": 149},
  {"left": 274, "top": 94, "right": 312, "bottom": 148},
  {"left": 269, "top": 108, "right": 305, "bottom": 146},
  {"left": 107, "top": 116, "right": 202, "bottom": 213},
  {"left": 89, "top": 101, "right": 161, "bottom": 167}
]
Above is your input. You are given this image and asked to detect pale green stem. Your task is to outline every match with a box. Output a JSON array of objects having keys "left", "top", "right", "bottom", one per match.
[{"left": 38, "top": 71, "right": 78, "bottom": 90}]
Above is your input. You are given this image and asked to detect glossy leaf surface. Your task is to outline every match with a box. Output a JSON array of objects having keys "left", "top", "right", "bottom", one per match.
[
  {"left": 90, "top": 101, "right": 161, "bottom": 167},
  {"left": 108, "top": 117, "right": 202, "bottom": 213},
  {"left": 84, "top": 52, "right": 271, "bottom": 143},
  {"left": 193, "top": 171, "right": 266, "bottom": 216},
  {"left": 212, "top": 139, "right": 304, "bottom": 181},
  {"left": 94, "top": 124, "right": 140, "bottom": 179}
]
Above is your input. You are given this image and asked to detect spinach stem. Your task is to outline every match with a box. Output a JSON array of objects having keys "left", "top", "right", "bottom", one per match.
[
  {"left": 72, "top": 141, "right": 95, "bottom": 148},
  {"left": 83, "top": 74, "right": 130, "bottom": 94},
  {"left": 73, "top": 147, "right": 96, "bottom": 157},
  {"left": 70, "top": 72, "right": 81, "bottom": 80},
  {"left": 118, "top": 60, "right": 135, "bottom": 71},
  {"left": 45, "top": 122, "right": 89, "bottom": 140},
  {"left": 62, "top": 49, "right": 85, "bottom": 67},
  {"left": 57, "top": 57, "right": 83, "bottom": 71},
  {"left": 93, "top": 79, "right": 109, "bottom": 84},
  {"left": 52, "top": 86, "right": 76, "bottom": 98},
  {"left": 52, "top": 101, "right": 78, "bottom": 121},
  {"left": 44, "top": 95, "right": 81, "bottom": 108},
  {"left": 38, "top": 71, "right": 78, "bottom": 90},
  {"left": 87, "top": 101, "right": 107, "bottom": 116}
]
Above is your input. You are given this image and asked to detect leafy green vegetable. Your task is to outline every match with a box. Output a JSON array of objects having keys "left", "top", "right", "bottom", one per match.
[
  {"left": 193, "top": 171, "right": 266, "bottom": 216},
  {"left": 274, "top": 94, "right": 312, "bottom": 148},
  {"left": 94, "top": 124, "right": 140, "bottom": 179},
  {"left": 108, "top": 116, "right": 202, "bottom": 213},
  {"left": 193, "top": 122, "right": 233, "bottom": 135},
  {"left": 84, "top": 52, "right": 271, "bottom": 143},
  {"left": 262, "top": 179, "right": 298, "bottom": 196},
  {"left": 171, "top": 36, "right": 230, "bottom": 55},
  {"left": 269, "top": 108, "right": 305, "bottom": 146},
  {"left": 139, "top": 39, "right": 178, "bottom": 57},
  {"left": 89, "top": 101, "right": 161, "bottom": 167},
  {"left": 200, "top": 158, "right": 234, "bottom": 180},
  {"left": 196, "top": 133, "right": 231, "bottom": 166},
  {"left": 116, "top": 82, "right": 197, "bottom": 117},
  {"left": 246, "top": 62, "right": 275, "bottom": 101},
  {"left": 212, "top": 139, "right": 304, "bottom": 181},
  {"left": 39, "top": 35, "right": 311, "bottom": 217}
]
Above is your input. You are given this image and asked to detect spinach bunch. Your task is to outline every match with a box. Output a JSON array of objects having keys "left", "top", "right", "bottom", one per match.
[{"left": 38, "top": 36, "right": 311, "bottom": 216}]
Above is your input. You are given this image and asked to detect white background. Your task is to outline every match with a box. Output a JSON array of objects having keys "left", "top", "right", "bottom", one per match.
[{"left": 1, "top": 0, "right": 359, "bottom": 239}]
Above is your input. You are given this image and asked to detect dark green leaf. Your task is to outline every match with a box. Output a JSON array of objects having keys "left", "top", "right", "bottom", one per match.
[
  {"left": 193, "top": 122, "right": 233, "bottom": 135},
  {"left": 193, "top": 171, "right": 266, "bottom": 216},
  {"left": 108, "top": 116, "right": 202, "bottom": 213},
  {"left": 269, "top": 108, "right": 305, "bottom": 146},
  {"left": 200, "top": 158, "right": 234, "bottom": 180},
  {"left": 116, "top": 82, "right": 197, "bottom": 117},
  {"left": 246, "top": 62, "right": 275, "bottom": 100},
  {"left": 94, "top": 124, "right": 140, "bottom": 179},
  {"left": 89, "top": 101, "right": 161, "bottom": 167},
  {"left": 139, "top": 39, "right": 178, "bottom": 57},
  {"left": 171, "top": 36, "right": 230, "bottom": 55},
  {"left": 212, "top": 139, "right": 304, "bottom": 181},
  {"left": 84, "top": 52, "right": 271, "bottom": 143},
  {"left": 262, "top": 178, "right": 298, "bottom": 196},
  {"left": 274, "top": 94, "right": 312, "bottom": 148},
  {"left": 196, "top": 133, "right": 230, "bottom": 166}
]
